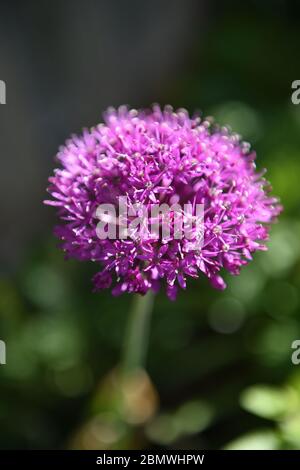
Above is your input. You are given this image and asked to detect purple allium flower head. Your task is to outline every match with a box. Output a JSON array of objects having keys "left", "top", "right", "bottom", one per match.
[{"left": 45, "top": 105, "right": 282, "bottom": 300}]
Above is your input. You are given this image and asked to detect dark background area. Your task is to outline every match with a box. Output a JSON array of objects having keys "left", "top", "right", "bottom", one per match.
[{"left": 1, "top": 0, "right": 300, "bottom": 450}]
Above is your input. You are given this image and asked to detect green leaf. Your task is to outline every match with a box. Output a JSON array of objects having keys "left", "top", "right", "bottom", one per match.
[
  {"left": 280, "top": 413, "right": 300, "bottom": 448},
  {"left": 224, "top": 429, "right": 280, "bottom": 450},
  {"left": 240, "top": 385, "right": 295, "bottom": 420}
]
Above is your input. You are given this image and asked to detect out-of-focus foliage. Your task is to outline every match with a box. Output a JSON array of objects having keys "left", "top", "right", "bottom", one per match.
[
  {"left": 226, "top": 374, "right": 300, "bottom": 449},
  {"left": 1, "top": 0, "right": 300, "bottom": 449}
]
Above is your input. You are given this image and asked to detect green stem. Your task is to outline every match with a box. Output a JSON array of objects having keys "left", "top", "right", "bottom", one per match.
[{"left": 122, "top": 290, "right": 155, "bottom": 375}]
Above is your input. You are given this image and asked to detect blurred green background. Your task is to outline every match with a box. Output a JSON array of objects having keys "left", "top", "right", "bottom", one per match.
[{"left": 1, "top": 0, "right": 300, "bottom": 450}]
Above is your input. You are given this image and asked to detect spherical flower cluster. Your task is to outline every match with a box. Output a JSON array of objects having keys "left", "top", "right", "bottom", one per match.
[{"left": 45, "top": 105, "right": 282, "bottom": 300}]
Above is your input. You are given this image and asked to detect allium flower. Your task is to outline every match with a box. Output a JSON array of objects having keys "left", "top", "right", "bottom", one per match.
[{"left": 45, "top": 105, "right": 282, "bottom": 300}]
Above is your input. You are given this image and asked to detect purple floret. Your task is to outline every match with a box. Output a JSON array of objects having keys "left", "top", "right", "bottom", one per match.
[{"left": 45, "top": 105, "right": 282, "bottom": 300}]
